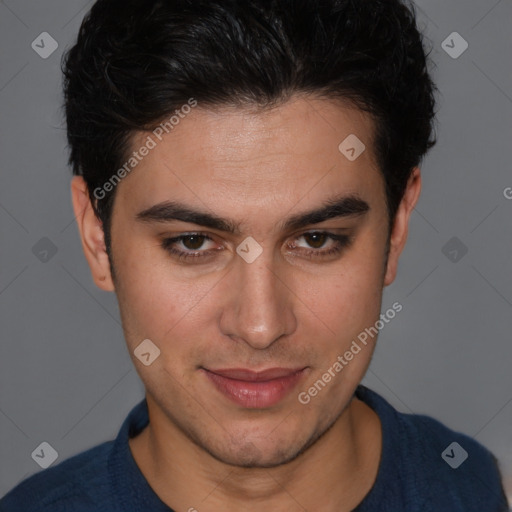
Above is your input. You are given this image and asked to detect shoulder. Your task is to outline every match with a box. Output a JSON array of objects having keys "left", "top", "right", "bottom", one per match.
[
  {"left": 0, "top": 441, "right": 115, "bottom": 512},
  {"left": 356, "top": 386, "right": 509, "bottom": 511},
  {"left": 401, "top": 412, "right": 508, "bottom": 510}
]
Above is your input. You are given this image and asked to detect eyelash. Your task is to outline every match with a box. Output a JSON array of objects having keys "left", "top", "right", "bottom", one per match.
[{"left": 160, "top": 231, "right": 352, "bottom": 263}]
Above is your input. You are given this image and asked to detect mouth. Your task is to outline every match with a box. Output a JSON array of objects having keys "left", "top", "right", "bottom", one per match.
[{"left": 201, "top": 367, "right": 308, "bottom": 409}]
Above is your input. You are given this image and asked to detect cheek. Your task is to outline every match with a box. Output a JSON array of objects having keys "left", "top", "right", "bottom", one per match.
[
  {"left": 115, "top": 263, "right": 224, "bottom": 389},
  {"left": 293, "top": 254, "right": 385, "bottom": 407},
  {"left": 114, "top": 242, "right": 220, "bottom": 347},
  {"left": 297, "top": 245, "right": 385, "bottom": 340}
]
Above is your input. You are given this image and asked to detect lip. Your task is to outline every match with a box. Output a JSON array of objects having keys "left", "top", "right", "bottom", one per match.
[{"left": 202, "top": 367, "right": 307, "bottom": 409}]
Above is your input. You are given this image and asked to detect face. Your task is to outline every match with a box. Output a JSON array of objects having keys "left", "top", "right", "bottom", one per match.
[{"left": 72, "top": 94, "right": 419, "bottom": 468}]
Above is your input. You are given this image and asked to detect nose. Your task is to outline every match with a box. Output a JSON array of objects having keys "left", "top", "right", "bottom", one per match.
[{"left": 219, "top": 251, "right": 297, "bottom": 350}]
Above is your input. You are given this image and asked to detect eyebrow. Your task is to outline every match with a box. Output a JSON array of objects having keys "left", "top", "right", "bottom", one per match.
[{"left": 135, "top": 194, "right": 370, "bottom": 234}]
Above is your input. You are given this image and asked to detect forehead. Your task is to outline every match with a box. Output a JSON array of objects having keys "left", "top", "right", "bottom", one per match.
[{"left": 115, "top": 95, "right": 384, "bottom": 223}]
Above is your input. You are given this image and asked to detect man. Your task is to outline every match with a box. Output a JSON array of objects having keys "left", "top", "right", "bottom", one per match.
[{"left": 1, "top": 0, "right": 508, "bottom": 510}]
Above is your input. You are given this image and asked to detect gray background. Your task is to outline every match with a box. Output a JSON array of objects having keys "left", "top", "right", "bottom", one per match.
[{"left": 1, "top": 0, "right": 511, "bottom": 504}]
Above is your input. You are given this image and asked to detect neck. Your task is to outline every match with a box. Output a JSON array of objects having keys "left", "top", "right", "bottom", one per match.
[{"left": 129, "top": 396, "right": 381, "bottom": 512}]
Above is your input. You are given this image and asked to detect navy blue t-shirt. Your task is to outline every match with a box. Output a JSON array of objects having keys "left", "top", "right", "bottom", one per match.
[{"left": 1, "top": 385, "right": 508, "bottom": 511}]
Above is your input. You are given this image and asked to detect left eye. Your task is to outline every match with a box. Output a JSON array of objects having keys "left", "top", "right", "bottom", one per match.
[
  {"left": 288, "top": 231, "right": 351, "bottom": 257},
  {"left": 296, "top": 232, "right": 333, "bottom": 249}
]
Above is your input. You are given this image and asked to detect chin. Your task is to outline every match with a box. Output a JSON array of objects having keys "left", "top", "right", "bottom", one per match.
[{"left": 203, "top": 431, "right": 311, "bottom": 469}]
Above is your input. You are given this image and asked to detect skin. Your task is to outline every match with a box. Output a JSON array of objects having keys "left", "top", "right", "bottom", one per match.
[{"left": 71, "top": 94, "right": 421, "bottom": 511}]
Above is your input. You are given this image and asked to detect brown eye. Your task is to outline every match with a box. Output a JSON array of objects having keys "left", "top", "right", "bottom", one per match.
[
  {"left": 288, "top": 231, "right": 352, "bottom": 260},
  {"left": 182, "top": 234, "right": 206, "bottom": 250},
  {"left": 303, "top": 232, "right": 328, "bottom": 249},
  {"left": 161, "top": 232, "right": 220, "bottom": 263}
]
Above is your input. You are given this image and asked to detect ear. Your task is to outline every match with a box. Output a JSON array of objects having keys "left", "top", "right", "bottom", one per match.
[
  {"left": 383, "top": 167, "right": 421, "bottom": 286},
  {"left": 70, "top": 176, "right": 115, "bottom": 291}
]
